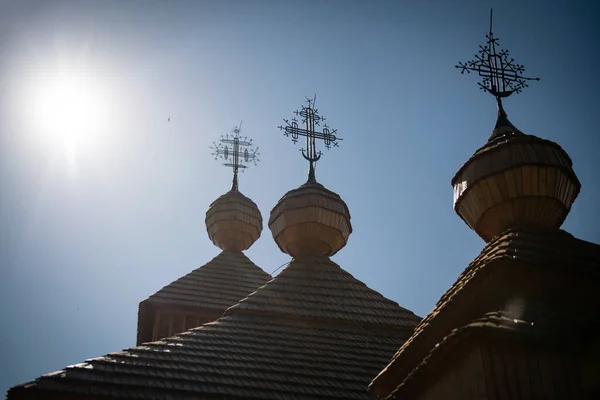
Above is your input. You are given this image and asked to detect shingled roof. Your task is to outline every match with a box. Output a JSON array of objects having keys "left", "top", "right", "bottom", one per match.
[
  {"left": 136, "top": 250, "right": 271, "bottom": 344},
  {"left": 369, "top": 228, "right": 600, "bottom": 397},
  {"left": 230, "top": 255, "right": 419, "bottom": 329},
  {"left": 142, "top": 251, "right": 271, "bottom": 310},
  {"left": 9, "top": 255, "right": 420, "bottom": 400},
  {"left": 387, "top": 303, "right": 600, "bottom": 399}
]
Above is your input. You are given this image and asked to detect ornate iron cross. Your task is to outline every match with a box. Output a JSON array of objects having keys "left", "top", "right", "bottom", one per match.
[
  {"left": 210, "top": 122, "right": 259, "bottom": 191},
  {"left": 278, "top": 96, "right": 342, "bottom": 181},
  {"left": 456, "top": 9, "right": 540, "bottom": 112}
]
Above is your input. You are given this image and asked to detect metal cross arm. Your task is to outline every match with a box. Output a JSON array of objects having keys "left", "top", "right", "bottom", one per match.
[
  {"left": 212, "top": 146, "right": 259, "bottom": 164},
  {"left": 224, "top": 163, "right": 247, "bottom": 169},
  {"left": 220, "top": 138, "right": 254, "bottom": 147},
  {"left": 278, "top": 121, "right": 342, "bottom": 149},
  {"left": 456, "top": 61, "right": 535, "bottom": 80}
]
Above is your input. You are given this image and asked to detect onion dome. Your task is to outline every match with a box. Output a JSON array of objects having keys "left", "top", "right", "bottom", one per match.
[
  {"left": 205, "top": 187, "right": 262, "bottom": 251},
  {"left": 452, "top": 107, "right": 580, "bottom": 242},
  {"left": 269, "top": 179, "right": 352, "bottom": 257}
]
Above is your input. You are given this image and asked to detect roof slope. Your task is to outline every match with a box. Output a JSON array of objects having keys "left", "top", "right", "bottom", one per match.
[
  {"left": 370, "top": 228, "right": 600, "bottom": 396},
  {"left": 142, "top": 250, "right": 271, "bottom": 310},
  {"left": 228, "top": 255, "right": 420, "bottom": 330},
  {"left": 11, "top": 256, "right": 420, "bottom": 400},
  {"left": 137, "top": 250, "right": 271, "bottom": 344}
]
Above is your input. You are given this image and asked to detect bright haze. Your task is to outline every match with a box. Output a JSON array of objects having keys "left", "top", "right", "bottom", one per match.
[{"left": 1, "top": 0, "right": 598, "bottom": 394}]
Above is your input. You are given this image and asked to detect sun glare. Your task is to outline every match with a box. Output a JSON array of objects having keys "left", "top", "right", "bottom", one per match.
[{"left": 32, "top": 75, "right": 106, "bottom": 150}]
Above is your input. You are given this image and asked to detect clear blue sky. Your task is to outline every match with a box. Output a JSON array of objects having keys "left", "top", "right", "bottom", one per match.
[{"left": 1, "top": 0, "right": 598, "bottom": 394}]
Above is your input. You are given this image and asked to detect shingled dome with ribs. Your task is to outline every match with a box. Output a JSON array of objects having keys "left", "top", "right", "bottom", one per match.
[
  {"left": 206, "top": 187, "right": 263, "bottom": 252},
  {"left": 269, "top": 180, "right": 352, "bottom": 257},
  {"left": 452, "top": 114, "right": 581, "bottom": 242}
]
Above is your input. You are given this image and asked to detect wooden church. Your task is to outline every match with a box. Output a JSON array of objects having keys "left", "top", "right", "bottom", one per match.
[{"left": 8, "top": 11, "right": 600, "bottom": 400}]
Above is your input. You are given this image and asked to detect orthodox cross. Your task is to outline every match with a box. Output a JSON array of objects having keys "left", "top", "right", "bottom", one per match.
[
  {"left": 210, "top": 122, "right": 259, "bottom": 191},
  {"left": 456, "top": 9, "right": 540, "bottom": 115},
  {"left": 278, "top": 96, "right": 342, "bottom": 182}
]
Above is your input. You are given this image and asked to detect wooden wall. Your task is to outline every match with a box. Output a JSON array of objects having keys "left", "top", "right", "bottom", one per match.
[
  {"left": 152, "top": 309, "right": 221, "bottom": 341},
  {"left": 410, "top": 336, "right": 595, "bottom": 400},
  {"left": 415, "top": 341, "right": 486, "bottom": 400},
  {"left": 137, "top": 302, "right": 225, "bottom": 345}
]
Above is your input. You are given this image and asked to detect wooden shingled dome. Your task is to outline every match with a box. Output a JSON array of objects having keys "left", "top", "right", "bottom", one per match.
[
  {"left": 269, "top": 180, "right": 352, "bottom": 257},
  {"left": 452, "top": 124, "right": 580, "bottom": 242},
  {"left": 205, "top": 188, "right": 262, "bottom": 251}
]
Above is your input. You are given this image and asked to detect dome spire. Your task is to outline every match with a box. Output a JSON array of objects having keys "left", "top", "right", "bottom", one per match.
[
  {"left": 452, "top": 9, "right": 580, "bottom": 242},
  {"left": 277, "top": 95, "right": 342, "bottom": 182},
  {"left": 210, "top": 122, "right": 259, "bottom": 192},
  {"left": 205, "top": 123, "right": 262, "bottom": 252},
  {"left": 271, "top": 97, "right": 351, "bottom": 257},
  {"left": 456, "top": 9, "right": 540, "bottom": 141}
]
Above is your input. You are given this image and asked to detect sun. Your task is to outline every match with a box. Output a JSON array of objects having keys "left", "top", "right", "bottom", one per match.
[
  {"left": 32, "top": 75, "right": 106, "bottom": 151},
  {"left": 28, "top": 70, "right": 107, "bottom": 160}
]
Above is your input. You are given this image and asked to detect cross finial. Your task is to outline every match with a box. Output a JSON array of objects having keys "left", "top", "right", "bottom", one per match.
[
  {"left": 278, "top": 95, "right": 342, "bottom": 182},
  {"left": 210, "top": 122, "right": 260, "bottom": 191},
  {"left": 456, "top": 9, "right": 540, "bottom": 114}
]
